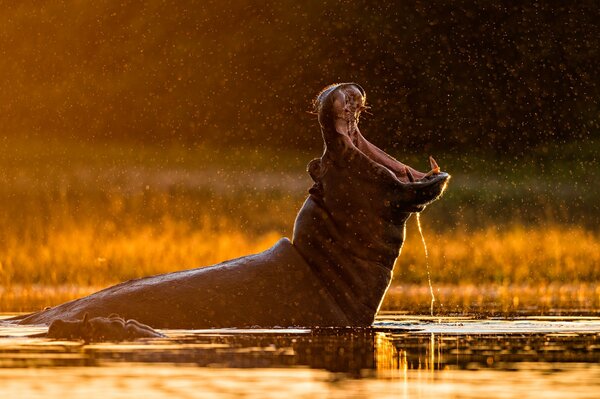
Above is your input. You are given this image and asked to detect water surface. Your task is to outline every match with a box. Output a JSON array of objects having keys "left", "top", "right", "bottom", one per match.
[{"left": 1, "top": 314, "right": 599, "bottom": 398}]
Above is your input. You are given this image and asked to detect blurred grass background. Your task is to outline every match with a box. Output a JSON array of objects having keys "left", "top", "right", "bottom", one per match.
[{"left": 1, "top": 137, "right": 598, "bottom": 314}]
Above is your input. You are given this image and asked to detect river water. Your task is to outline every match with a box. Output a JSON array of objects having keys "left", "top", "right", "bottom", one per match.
[{"left": 1, "top": 314, "right": 599, "bottom": 398}]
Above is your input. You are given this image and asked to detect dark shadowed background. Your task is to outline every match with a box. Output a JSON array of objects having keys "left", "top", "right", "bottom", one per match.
[{"left": 1, "top": 1, "right": 597, "bottom": 153}]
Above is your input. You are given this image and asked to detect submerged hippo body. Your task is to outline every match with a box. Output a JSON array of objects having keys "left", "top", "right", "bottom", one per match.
[
  {"left": 16, "top": 83, "right": 449, "bottom": 329},
  {"left": 47, "top": 314, "right": 165, "bottom": 341}
]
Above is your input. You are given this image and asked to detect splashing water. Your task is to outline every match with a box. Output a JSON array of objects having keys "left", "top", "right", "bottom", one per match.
[{"left": 416, "top": 213, "right": 435, "bottom": 316}]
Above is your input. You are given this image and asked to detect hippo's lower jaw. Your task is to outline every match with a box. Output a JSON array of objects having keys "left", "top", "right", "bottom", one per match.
[
  {"left": 398, "top": 172, "right": 451, "bottom": 213},
  {"left": 13, "top": 83, "right": 449, "bottom": 331}
]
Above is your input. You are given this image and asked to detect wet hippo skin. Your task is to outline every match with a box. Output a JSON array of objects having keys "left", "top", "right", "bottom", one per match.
[{"left": 15, "top": 83, "right": 449, "bottom": 329}]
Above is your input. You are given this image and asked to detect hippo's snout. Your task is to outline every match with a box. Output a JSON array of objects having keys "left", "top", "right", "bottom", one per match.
[{"left": 393, "top": 172, "right": 450, "bottom": 213}]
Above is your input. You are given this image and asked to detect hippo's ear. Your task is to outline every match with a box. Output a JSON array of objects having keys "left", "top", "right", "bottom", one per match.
[{"left": 307, "top": 158, "right": 323, "bottom": 183}]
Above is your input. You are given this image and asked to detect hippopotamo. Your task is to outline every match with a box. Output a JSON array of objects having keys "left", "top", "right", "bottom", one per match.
[{"left": 14, "top": 83, "right": 449, "bottom": 329}]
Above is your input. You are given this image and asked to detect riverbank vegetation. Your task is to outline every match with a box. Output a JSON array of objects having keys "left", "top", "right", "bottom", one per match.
[{"left": 1, "top": 138, "right": 598, "bottom": 314}]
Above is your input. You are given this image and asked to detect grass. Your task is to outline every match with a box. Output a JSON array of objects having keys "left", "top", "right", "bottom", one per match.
[
  {"left": 400, "top": 222, "right": 600, "bottom": 284},
  {"left": 380, "top": 282, "right": 600, "bottom": 316},
  {"left": 0, "top": 137, "right": 598, "bottom": 314}
]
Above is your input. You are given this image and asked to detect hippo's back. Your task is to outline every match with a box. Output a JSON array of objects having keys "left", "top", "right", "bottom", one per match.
[{"left": 17, "top": 238, "right": 347, "bottom": 329}]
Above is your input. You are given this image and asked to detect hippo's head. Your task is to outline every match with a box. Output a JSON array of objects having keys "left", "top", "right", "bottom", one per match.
[{"left": 308, "top": 83, "right": 449, "bottom": 229}]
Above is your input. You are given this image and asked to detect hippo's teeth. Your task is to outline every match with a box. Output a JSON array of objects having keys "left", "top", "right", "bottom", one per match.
[
  {"left": 422, "top": 168, "right": 441, "bottom": 179},
  {"left": 428, "top": 156, "right": 441, "bottom": 174},
  {"left": 406, "top": 167, "right": 415, "bottom": 182},
  {"left": 421, "top": 155, "right": 441, "bottom": 178},
  {"left": 422, "top": 169, "right": 434, "bottom": 178}
]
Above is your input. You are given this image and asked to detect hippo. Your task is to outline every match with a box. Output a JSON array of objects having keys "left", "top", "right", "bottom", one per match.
[{"left": 13, "top": 83, "right": 449, "bottom": 329}]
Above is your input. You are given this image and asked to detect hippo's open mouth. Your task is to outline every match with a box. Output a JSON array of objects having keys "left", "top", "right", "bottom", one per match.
[{"left": 324, "top": 83, "right": 450, "bottom": 199}]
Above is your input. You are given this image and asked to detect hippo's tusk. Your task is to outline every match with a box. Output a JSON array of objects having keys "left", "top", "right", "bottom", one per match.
[
  {"left": 405, "top": 167, "right": 415, "bottom": 182},
  {"left": 429, "top": 156, "right": 441, "bottom": 174},
  {"left": 421, "top": 156, "right": 441, "bottom": 178}
]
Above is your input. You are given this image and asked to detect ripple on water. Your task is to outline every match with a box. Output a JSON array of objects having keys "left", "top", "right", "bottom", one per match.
[{"left": 1, "top": 314, "right": 600, "bottom": 398}]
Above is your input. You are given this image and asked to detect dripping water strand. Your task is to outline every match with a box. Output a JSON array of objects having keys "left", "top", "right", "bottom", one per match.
[{"left": 416, "top": 213, "right": 435, "bottom": 316}]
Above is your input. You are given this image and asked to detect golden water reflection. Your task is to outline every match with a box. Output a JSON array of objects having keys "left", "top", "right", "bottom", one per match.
[{"left": 1, "top": 317, "right": 600, "bottom": 398}]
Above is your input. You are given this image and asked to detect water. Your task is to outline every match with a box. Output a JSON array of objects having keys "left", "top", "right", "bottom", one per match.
[
  {"left": 416, "top": 213, "right": 435, "bottom": 316},
  {"left": 1, "top": 314, "right": 599, "bottom": 398}
]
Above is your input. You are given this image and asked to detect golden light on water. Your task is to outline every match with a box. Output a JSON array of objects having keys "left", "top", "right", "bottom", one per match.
[{"left": 375, "top": 332, "right": 398, "bottom": 370}]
